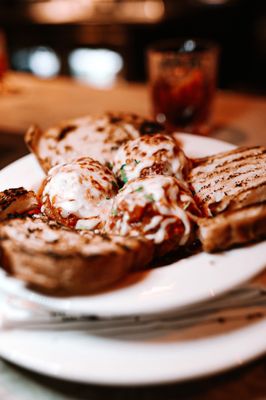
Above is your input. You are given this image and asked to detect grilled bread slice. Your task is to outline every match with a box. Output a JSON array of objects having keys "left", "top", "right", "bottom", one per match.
[
  {"left": 0, "top": 215, "right": 154, "bottom": 294},
  {"left": 188, "top": 146, "right": 266, "bottom": 252},
  {"left": 0, "top": 188, "right": 154, "bottom": 294},
  {"left": 198, "top": 203, "right": 266, "bottom": 252},
  {"left": 189, "top": 146, "right": 266, "bottom": 217},
  {"left": 25, "top": 112, "right": 164, "bottom": 173},
  {"left": 0, "top": 187, "right": 39, "bottom": 221}
]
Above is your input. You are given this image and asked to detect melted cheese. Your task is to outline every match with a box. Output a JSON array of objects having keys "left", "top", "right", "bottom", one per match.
[
  {"left": 107, "top": 175, "right": 194, "bottom": 245},
  {"left": 113, "top": 134, "right": 189, "bottom": 183},
  {"left": 42, "top": 158, "right": 117, "bottom": 228}
]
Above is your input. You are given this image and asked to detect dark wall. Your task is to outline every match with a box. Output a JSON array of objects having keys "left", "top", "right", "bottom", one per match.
[{"left": 1, "top": 0, "right": 265, "bottom": 94}]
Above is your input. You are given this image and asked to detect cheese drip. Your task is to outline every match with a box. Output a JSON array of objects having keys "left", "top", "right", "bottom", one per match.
[{"left": 106, "top": 175, "right": 195, "bottom": 245}]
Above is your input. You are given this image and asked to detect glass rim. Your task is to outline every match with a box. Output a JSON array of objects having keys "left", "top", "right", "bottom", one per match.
[{"left": 147, "top": 37, "right": 219, "bottom": 56}]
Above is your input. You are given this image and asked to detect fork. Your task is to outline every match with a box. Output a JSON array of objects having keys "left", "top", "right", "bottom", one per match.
[{"left": 0, "top": 281, "right": 265, "bottom": 333}]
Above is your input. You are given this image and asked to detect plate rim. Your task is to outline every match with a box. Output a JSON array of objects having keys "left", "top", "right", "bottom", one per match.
[{"left": 0, "top": 300, "right": 265, "bottom": 386}]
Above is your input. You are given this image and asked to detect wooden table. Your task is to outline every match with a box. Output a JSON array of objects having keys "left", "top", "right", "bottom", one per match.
[
  {"left": 0, "top": 72, "right": 266, "bottom": 148},
  {"left": 0, "top": 72, "right": 265, "bottom": 400}
]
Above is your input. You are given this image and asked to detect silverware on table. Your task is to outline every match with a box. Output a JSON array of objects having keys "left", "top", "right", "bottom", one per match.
[{"left": 0, "top": 282, "right": 265, "bottom": 334}]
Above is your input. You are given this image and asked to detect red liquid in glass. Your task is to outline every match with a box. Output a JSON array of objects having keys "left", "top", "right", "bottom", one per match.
[
  {"left": 151, "top": 67, "right": 215, "bottom": 133},
  {"left": 0, "top": 53, "right": 7, "bottom": 80}
]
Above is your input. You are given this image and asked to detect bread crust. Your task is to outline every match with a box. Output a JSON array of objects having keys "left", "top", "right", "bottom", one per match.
[
  {"left": 25, "top": 125, "right": 48, "bottom": 171},
  {"left": 0, "top": 216, "right": 154, "bottom": 294},
  {"left": 0, "top": 188, "right": 38, "bottom": 220},
  {"left": 198, "top": 204, "right": 266, "bottom": 252}
]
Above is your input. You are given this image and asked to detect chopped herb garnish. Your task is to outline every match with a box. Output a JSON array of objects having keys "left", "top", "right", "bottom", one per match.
[
  {"left": 111, "top": 180, "right": 118, "bottom": 189},
  {"left": 106, "top": 197, "right": 111, "bottom": 200},
  {"left": 145, "top": 193, "right": 155, "bottom": 202},
  {"left": 120, "top": 164, "right": 128, "bottom": 183},
  {"left": 111, "top": 208, "right": 118, "bottom": 216},
  {"left": 134, "top": 159, "right": 141, "bottom": 164},
  {"left": 135, "top": 186, "right": 144, "bottom": 192},
  {"left": 183, "top": 201, "right": 191, "bottom": 210},
  {"left": 106, "top": 162, "right": 113, "bottom": 170}
]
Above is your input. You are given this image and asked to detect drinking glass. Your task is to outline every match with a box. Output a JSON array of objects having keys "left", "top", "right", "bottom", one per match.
[{"left": 147, "top": 38, "right": 219, "bottom": 135}]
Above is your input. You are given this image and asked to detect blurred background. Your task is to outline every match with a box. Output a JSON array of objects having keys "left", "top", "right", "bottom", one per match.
[
  {"left": 0, "top": 0, "right": 265, "bottom": 170},
  {"left": 0, "top": 0, "right": 265, "bottom": 92}
]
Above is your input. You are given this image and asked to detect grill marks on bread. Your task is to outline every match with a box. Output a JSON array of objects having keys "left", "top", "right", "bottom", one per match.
[
  {"left": 189, "top": 146, "right": 266, "bottom": 216},
  {"left": 0, "top": 188, "right": 39, "bottom": 220}
]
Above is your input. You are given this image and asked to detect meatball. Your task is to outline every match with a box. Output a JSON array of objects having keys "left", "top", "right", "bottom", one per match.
[
  {"left": 105, "top": 175, "right": 199, "bottom": 254},
  {"left": 41, "top": 157, "right": 118, "bottom": 230},
  {"left": 113, "top": 133, "right": 191, "bottom": 185}
]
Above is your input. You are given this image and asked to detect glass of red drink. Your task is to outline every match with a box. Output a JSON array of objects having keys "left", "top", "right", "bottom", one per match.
[{"left": 147, "top": 38, "right": 219, "bottom": 135}]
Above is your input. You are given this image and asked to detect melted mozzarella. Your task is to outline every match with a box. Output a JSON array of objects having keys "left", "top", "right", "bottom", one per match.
[
  {"left": 42, "top": 157, "right": 117, "bottom": 229},
  {"left": 113, "top": 134, "right": 189, "bottom": 183},
  {"left": 75, "top": 218, "right": 100, "bottom": 230},
  {"left": 106, "top": 175, "right": 195, "bottom": 245}
]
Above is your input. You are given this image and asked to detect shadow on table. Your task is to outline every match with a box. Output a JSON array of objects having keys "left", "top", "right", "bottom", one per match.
[
  {"left": 0, "top": 131, "right": 28, "bottom": 170},
  {"left": 1, "top": 356, "right": 266, "bottom": 400},
  {"left": 211, "top": 124, "right": 247, "bottom": 146}
]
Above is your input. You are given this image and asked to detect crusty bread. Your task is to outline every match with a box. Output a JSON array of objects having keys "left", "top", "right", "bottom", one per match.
[
  {"left": 0, "top": 188, "right": 38, "bottom": 221},
  {"left": 25, "top": 112, "right": 164, "bottom": 173},
  {"left": 198, "top": 203, "right": 266, "bottom": 252},
  {"left": 0, "top": 215, "right": 154, "bottom": 294},
  {"left": 189, "top": 146, "right": 266, "bottom": 217},
  {"left": 189, "top": 146, "right": 266, "bottom": 252},
  {"left": 0, "top": 188, "right": 154, "bottom": 294}
]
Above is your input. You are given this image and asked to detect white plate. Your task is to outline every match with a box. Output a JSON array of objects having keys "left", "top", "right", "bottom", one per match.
[
  {"left": 0, "top": 294, "right": 265, "bottom": 385},
  {"left": 0, "top": 133, "right": 265, "bottom": 318}
]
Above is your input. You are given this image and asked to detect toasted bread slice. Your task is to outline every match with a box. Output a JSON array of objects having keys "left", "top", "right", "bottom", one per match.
[
  {"left": 0, "top": 215, "right": 154, "bottom": 294},
  {"left": 0, "top": 188, "right": 153, "bottom": 294},
  {"left": 25, "top": 112, "right": 164, "bottom": 173},
  {"left": 0, "top": 188, "right": 39, "bottom": 221},
  {"left": 189, "top": 146, "right": 266, "bottom": 217},
  {"left": 198, "top": 203, "right": 266, "bottom": 252},
  {"left": 189, "top": 146, "right": 266, "bottom": 252}
]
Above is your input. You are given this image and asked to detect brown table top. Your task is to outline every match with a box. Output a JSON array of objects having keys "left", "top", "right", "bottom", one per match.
[
  {"left": 0, "top": 72, "right": 266, "bottom": 148},
  {"left": 0, "top": 72, "right": 265, "bottom": 400}
]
